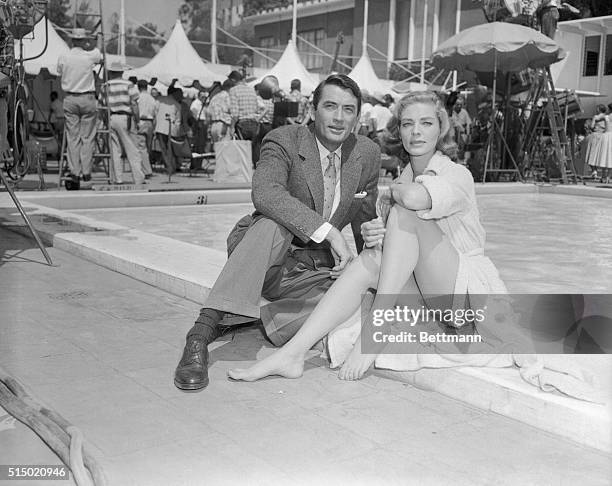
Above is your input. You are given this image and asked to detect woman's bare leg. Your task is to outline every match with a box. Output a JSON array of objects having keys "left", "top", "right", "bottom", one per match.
[
  {"left": 227, "top": 249, "right": 381, "bottom": 381},
  {"left": 339, "top": 205, "right": 460, "bottom": 380}
]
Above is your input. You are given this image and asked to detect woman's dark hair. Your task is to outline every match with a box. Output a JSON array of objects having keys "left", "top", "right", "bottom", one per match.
[
  {"left": 597, "top": 104, "right": 607, "bottom": 114},
  {"left": 381, "top": 91, "right": 457, "bottom": 161},
  {"left": 312, "top": 74, "right": 362, "bottom": 113}
]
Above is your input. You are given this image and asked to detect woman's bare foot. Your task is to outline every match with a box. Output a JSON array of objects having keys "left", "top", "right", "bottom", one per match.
[
  {"left": 338, "top": 344, "right": 377, "bottom": 381},
  {"left": 227, "top": 349, "right": 305, "bottom": 382}
]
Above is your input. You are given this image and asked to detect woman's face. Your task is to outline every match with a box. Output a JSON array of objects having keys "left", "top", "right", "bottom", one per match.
[{"left": 399, "top": 101, "right": 441, "bottom": 158}]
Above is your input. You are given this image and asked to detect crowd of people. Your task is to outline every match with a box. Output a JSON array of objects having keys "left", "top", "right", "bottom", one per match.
[{"left": 55, "top": 27, "right": 315, "bottom": 188}]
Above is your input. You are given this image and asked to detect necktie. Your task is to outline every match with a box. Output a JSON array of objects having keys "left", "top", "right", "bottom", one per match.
[{"left": 322, "top": 152, "right": 337, "bottom": 221}]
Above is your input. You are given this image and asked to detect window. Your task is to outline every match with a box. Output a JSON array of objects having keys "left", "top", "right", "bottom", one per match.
[
  {"left": 605, "top": 34, "right": 612, "bottom": 76},
  {"left": 260, "top": 37, "right": 276, "bottom": 69},
  {"left": 297, "top": 29, "right": 325, "bottom": 70},
  {"left": 583, "top": 35, "right": 600, "bottom": 77},
  {"left": 394, "top": 0, "right": 411, "bottom": 60}
]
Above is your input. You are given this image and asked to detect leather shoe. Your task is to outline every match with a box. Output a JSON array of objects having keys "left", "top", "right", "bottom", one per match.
[{"left": 174, "top": 335, "right": 210, "bottom": 391}]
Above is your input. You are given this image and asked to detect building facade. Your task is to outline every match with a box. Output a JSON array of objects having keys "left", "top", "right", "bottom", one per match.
[
  {"left": 554, "top": 15, "right": 612, "bottom": 114},
  {"left": 246, "top": 0, "right": 486, "bottom": 76}
]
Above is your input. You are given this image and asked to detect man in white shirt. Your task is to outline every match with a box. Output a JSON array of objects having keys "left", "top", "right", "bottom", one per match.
[
  {"left": 56, "top": 28, "right": 102, "bottom": 186},
  {"left": 135, "top": 80, "right": 157, "bottom": 178}
]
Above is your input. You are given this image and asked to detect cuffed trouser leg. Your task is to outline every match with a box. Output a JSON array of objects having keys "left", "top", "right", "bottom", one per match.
[
  {"left": 63, "top": 97, "right": 81, "bottom": 175},
  {"left": 78, "top": 94, "right": 98, "bottom": 176}
]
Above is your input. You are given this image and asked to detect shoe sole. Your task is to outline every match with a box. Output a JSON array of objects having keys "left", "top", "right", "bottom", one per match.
[{"left": 174, "top": 378, "right": 209, "bottom": 392}]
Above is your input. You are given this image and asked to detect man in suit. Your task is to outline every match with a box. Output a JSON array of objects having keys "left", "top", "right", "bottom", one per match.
[{"left": 174, "top": 74, "right": 382, "bottom": 391}]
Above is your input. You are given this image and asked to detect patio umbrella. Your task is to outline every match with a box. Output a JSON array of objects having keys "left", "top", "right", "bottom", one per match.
[{"left": 431, "top": 22, "right": 565, "bottom": 74}]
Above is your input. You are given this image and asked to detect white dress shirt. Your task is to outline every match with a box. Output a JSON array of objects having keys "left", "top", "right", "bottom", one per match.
[
  {"left": 310, "top": 137, "right": 342, "bottom": 243},
  {"left": 57, "top": 47, "right": 102, "bottom": 93}
]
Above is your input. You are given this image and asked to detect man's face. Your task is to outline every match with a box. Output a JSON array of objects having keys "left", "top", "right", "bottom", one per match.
[
  {"left": 453, "top": 102, "right": 463, "bottom": 113},
  {"left": 312, "top": 84, "right": 359, "bottom": 151}
]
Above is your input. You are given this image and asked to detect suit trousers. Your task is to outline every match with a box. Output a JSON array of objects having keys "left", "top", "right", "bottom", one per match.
[
  {"left": 63, "top": 93, "right": 97, "bottom": 176},
  {"left": 135, "top": 120, "right": 154, "bottom": 176},
  {"left": 110, "top": 114, "right": 145, "bottom": 184},
  {"left": 204, "top": 216, "right": 335, "bottom": 345}
]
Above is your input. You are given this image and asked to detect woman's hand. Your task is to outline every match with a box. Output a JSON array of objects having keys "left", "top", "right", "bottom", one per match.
[
  {"left": 376, "top": 188, "right": 393, "bottom": 224},
  {"left": 361, "top": 218, "right": 386, "bottom": 249}
]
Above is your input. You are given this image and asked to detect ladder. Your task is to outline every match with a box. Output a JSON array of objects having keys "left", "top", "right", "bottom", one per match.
[
  {"left": 58, "top": 0, "right": 112, "bottom": 190},
  {"left": 521, "top": 67, "right": 578, "bottom": 184}
]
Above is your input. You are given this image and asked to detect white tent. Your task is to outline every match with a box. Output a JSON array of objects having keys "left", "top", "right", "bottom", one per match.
[
  {"left": 348, "top": 53, "right": 395, "bottom": 97},
  {"left": 125, "top": 20, "right": 222, "bottom": 86},
  {"left": 15, "top": 17, "right": 69, "bottom": 76},
  {"left": 254, "top": 40, "right": 319, "bottom": 95}
]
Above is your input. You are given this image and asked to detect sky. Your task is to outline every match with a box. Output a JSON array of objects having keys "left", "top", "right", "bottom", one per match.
[{"left": 96, "top": 0, "right": 184, "bottom": 37}]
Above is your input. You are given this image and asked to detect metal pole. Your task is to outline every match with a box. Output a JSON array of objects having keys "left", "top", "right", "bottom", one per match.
[
  {"left": 453, "top": 0, "right": 462, "bottom": 90},
  {"left": 362, "top": 0, "right": 369, "bottom": 55},
  {"left": 211, "top": 0, "right": 218, "bottom": 63},
  {"left": 420, "top": 0, "right": 428, "bottom": 84},
  {"left": 484, "top": 48, "right": 499, "bottom": 183},
  {"left": 0, "top": 171, "right": 53, "bottom": 265},
  {"left": 119, "top": 0, "right": 125, "bottom": 56},
  {"left": 386, "top": 0, "right": 396, "bottom": 74},
  {"left": 292, "top": 0, "right": 297, "bottom": 45}
]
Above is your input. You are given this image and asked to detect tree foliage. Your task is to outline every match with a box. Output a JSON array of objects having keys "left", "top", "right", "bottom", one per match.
[
  {"left": 178, "top": 0, "right": 256, "bottom": 64},
  {"left": 106, "top": 13, "right": 165, "bottom": 57},
  {"left": 179, "top": 0, "right": 211, "bottom": 59},
  {"left": 47, "top": 0, "right": 72, "bottom": 29},
  {"left": 243, "top": 0, "right": 292, "bottom": 17}
]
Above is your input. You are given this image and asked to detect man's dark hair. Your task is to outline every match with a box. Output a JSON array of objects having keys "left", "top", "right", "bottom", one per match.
[
  {"left": 290, "top": 78, "right": 301, "bottom": 91},
  {"left": 228, "top": 70, "right": 243, "bottom": 82},
  {"left": 312, "top": 74, "right": 361, "bottom": 113},
  {"left": 50, "top": 91, "right": 58, "bottom": 101},
  {"left": 137, "top": 79, "right": 148, "bottom": 91}
]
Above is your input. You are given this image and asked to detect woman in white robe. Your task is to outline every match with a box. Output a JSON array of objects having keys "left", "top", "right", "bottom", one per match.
[{"left": 228, "top": 91, "right": 507, "bottom": 382}]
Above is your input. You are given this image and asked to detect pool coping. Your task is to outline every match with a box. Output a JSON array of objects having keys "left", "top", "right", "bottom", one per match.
[{"left": 3, "top": 183, "right": 611, "bottom": 453}]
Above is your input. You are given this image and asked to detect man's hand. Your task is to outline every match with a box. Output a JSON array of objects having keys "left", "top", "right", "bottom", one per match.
[
  {"left": 326, "top": 227, "right": 355, "bottom": 278},
  {"left": 361, "top": 218, "right": 386, "bottom": 249}
]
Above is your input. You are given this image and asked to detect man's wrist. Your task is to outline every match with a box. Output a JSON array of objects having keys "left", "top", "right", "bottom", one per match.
[{"left": 324, "top": 226, "right": 341, "bottom": 244}]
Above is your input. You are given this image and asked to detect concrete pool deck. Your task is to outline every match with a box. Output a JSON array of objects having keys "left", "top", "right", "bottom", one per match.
[{"left": 1, "top": 182, "right": 612, "bottom": 463}]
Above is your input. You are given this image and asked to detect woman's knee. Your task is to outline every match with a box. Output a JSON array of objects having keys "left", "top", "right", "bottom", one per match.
[
  {"left": 352, "top": 248, "right": 381, "bottom": 284},
  {"left": 388, "top": 204, "right": 421, "bottom": 231},
  {"left": 390, "top": 204, "right": 419, "bottom": 220}
]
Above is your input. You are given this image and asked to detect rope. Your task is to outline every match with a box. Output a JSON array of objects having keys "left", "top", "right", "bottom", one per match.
[{"left": 0, "top": 366, "right": 106, "bottom": 486}]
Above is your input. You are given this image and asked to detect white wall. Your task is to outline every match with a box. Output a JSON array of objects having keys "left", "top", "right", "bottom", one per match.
[{"left": 555, "top": 28, "right": 612, "bottom": 115}]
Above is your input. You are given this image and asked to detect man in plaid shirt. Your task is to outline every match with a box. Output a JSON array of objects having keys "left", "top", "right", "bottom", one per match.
[{"left": 228, "top": 70, "right": 259, "bottom": 162}]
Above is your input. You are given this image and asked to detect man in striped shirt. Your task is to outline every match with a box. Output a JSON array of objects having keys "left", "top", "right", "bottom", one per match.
[{"left": 104, "top": 62, "right": 145, "bottom": 185}]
